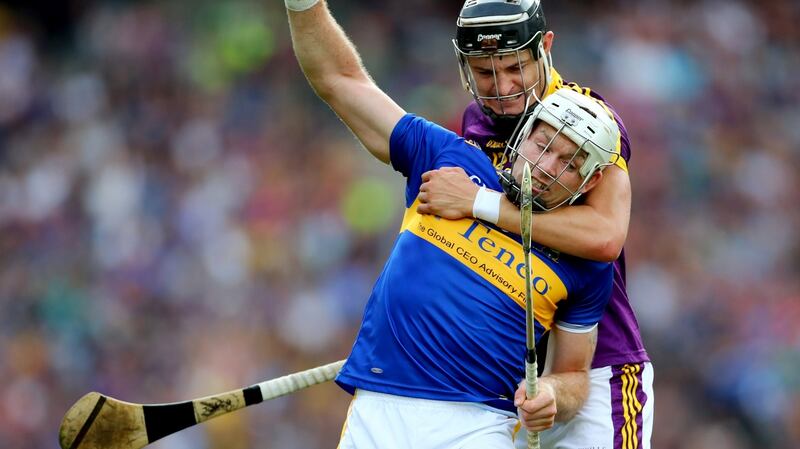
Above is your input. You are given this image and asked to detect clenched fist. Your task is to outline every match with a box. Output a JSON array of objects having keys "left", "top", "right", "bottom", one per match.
[{"left": 417, "top": 167, "right": 480, "bottom": 219}]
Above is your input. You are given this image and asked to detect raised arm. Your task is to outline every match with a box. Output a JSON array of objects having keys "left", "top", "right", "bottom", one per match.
[
  {"left": 286, "top": 0, "right": 405, "bottom": 163},
  {"left": 417, "top": 164, "right": 630, "bottom": 262}
]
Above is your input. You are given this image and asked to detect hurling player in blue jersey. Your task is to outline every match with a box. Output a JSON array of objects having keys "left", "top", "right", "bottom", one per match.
[
  {"left": 417, "top": 1, "right": 654, "bottom": 449},
  {"left": 286, "top": 1, "right": 620, "bottom": 447}
]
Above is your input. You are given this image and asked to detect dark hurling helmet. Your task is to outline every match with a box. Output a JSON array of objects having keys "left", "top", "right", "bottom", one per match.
[{"left": 454, "top": 0, "right": 551, "bottom": 124}]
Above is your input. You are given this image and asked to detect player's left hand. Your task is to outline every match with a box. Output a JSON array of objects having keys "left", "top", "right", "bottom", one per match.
[
  {"left": 417, "top": 167, "right": 479, "bottom": 219},
  {"left": 514, "top": 378, "right": 557, "bottom": 431}
]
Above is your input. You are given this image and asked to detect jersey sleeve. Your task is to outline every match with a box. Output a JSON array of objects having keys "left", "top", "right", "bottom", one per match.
[
  {"left": 389, "top": 113, "right": 462, "bottom": 206},
  {"left": 610, "top": 107, "right": 631, "bottom": 173},
  {"left": 587, "top": 91, "right": 630, "bottom": 173},
  {"left": 552, "top": 265, "right": 613, "bottom": 333}
]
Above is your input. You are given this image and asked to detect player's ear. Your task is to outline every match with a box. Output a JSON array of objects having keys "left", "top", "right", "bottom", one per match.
[
  {"left": 542, "top": 31, "right": 554, "bottom": 53},
  {"left": 580, "top": 171, "right": 603, "bottom": 194}
]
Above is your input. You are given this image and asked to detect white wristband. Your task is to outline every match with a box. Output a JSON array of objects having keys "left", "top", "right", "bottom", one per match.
[
  {"left": 472, "top": 187, "right": 502, "bottom": 225},
  {"left": 285, "top": 0, "right": 320, "bottom": 12}
]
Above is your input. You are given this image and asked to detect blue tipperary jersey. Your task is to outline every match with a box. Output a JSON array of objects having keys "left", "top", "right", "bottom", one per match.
[
  {"left": 335, "top": 114, "right": 613, "bottom": 413},
  {"left": 461, "top": 68, "right": 649, "bottom": 369}
]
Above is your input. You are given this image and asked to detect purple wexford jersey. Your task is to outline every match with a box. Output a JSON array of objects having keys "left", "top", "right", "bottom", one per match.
[{"left": 461, "top": 69, "right": 649, "bottom": 368}]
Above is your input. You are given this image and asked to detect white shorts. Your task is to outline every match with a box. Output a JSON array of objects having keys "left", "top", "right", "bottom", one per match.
[
  {"left": 338, "top": 389, "right": 521, "bottom": 449},
  {"left": 516, "top": 362, "right": 654, "bottom": 449}
]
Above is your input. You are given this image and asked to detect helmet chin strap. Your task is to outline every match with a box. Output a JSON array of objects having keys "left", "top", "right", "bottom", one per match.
[
  {"left": 536, "top": 41, "right": 552, "bottom": 104},
  {"left": 479, "top": 103, "right": 524, "bottom": 134},
  {"left": 499, "top": 170, "right": 549, "bottom": 211}
]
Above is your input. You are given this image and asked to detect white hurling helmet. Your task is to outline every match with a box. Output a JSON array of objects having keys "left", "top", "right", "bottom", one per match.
[{"left": 500, "top": 88, "right": 621, "bottom": 210}]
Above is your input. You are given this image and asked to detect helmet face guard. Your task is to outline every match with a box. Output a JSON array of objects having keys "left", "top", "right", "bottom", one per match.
[
  {"left": 453, "top": 0, "right": 550, "bottom": 123},
  {"left": 500, "top": 89, "right": 622, "bottom": 211}
]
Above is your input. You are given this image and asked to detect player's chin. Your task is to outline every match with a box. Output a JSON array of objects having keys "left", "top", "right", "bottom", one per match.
[
  {"left": 486, "top": 100, "right": 525, "bottom": 117},
  {"left": 538, "top": 192, "right": 568, "bottom": 209}
]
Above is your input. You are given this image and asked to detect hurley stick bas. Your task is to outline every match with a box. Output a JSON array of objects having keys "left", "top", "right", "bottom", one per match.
[
  {"left": 520, "top": 162, "right": 540, "bottom": 449},
  {"left": 59, "top": 359, "right": 345, "bottom": 449}
]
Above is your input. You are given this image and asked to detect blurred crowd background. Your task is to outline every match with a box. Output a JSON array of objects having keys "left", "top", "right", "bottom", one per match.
[{"left": 0, "top": 0, "right": 798, "bottom": 448}]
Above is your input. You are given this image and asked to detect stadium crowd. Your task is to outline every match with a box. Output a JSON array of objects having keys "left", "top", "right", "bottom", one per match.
[{"left": 0, "top": 1, "right": 798, "bottom": 448}]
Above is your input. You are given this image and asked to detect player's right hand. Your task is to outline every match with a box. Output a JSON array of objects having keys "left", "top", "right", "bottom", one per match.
[
  {"left": 417, "top": 167, "right": 478, "bottom": 219},
  {"left": 514, "top": 378, "right": 557, "bottom": 431}
]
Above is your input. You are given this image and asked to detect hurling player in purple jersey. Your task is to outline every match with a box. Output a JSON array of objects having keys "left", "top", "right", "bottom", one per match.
[
  {"left": 284, "top": 0, "right": 632, "bottom": 447},
  {"left": 417, "top": 1, "right": 654, "bottom": 448}
]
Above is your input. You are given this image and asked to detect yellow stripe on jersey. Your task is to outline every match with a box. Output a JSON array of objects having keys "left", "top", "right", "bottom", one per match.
[
  {"left": 612, "top": 142, "right": 628, "bottom": 173},
  {"left": 548, "top": 69, "right": 629, "bottom": 174},
  {"left": 544, "top": 68, "right": 565, "bottom": 98},
  {"left": 400, "top": 200, "right": 568, "bottom": 330},
  {"left": 620, "top": 364, "right": 644, "bottom": 449}
]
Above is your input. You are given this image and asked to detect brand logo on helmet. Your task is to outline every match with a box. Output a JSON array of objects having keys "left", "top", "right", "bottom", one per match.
[
  {"left": 477, "top": 33, "right": 503, "bottom": 41},
  {"left": 561, "top": 109, "right": 583, "bottom": 127}
]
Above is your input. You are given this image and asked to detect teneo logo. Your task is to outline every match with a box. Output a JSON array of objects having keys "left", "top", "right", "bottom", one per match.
[
  {"left": 562, "top": 109, "right": 583, "bottom": 127},
  {"left": 477, "top": 33, "right": 503, "bottom": 41}
]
